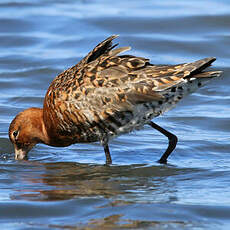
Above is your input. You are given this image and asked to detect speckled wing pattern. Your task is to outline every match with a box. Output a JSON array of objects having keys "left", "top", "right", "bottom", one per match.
[{"left": 43, "top": 35, "right": 221, "bottom": 146}]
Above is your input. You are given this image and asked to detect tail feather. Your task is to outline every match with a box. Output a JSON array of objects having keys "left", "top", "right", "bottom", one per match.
[
  {"left": 182, "top": 57, "right": 217, "bottom": 77},
  {"left": 190, "top": 57, "right": 216, "bottom": 74},
  {"left": 194, "top": 70, "right": 223, "bottom": 79}
]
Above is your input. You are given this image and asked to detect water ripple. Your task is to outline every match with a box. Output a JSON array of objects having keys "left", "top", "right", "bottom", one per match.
[{"left": 0, "top": 0, "right": 230, "bottom": 229}]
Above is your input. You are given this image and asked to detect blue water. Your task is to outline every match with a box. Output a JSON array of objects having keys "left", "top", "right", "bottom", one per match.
[{"left": 0, "top": 0, "right": 230, "bottom": 229}]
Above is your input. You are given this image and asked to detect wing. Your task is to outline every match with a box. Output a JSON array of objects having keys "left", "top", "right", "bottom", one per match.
[
  {"left": 77, "top": 35, "right": 119, "bottom": 66},
  {"left": 44, "top": 35, "right": 221, "bottom": 142}
]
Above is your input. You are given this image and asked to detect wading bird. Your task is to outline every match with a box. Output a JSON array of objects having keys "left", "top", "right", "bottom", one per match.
[{"left": 9, "top": 35, "right": 222, "bottom": 164}]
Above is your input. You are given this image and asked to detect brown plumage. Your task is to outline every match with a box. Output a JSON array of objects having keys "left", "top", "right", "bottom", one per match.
[{"left": 9, "top": 35, "right": 222, "bottom": 163}]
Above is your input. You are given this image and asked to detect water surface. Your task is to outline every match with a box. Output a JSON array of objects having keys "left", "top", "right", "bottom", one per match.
[{"left": 0, "top": 0, "right": 230, "bottom": 229}]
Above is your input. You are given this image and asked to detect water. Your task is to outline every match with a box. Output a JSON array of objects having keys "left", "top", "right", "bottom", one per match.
[{"left": 0, "top": 0, "right": 230, "bottom": 229}]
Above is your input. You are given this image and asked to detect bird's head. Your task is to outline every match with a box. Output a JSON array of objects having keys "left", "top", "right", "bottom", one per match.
[{"left": 9, "top": 108, "right": 47, "bottom": 160}]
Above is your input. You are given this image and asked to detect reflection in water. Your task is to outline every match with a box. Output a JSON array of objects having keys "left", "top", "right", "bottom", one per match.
[
  {"left": 49, "top": 214, "right": 197, "bottom": 230},
  {"left": 9, "top": 161, "right": 197, "bottom": 202},
  {"left": 7, "top": 161, "right": 216, "bottom": 229},
  {"left": 1, "top": 0, "right": 230, "bottom": 228}
]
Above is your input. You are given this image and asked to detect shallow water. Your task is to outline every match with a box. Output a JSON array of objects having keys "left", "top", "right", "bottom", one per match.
[{"left": 0, "top": 0, "right": 230, "bottom": 229}]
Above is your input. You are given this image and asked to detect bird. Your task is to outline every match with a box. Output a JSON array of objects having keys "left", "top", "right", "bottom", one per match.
[{"left": 9, "top": 35, "right": 222, "bottom": 164}]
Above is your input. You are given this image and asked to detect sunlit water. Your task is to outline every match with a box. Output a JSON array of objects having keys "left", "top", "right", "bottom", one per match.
[{"left": 0, "top": 0, "right": 230, "bottom": 229}]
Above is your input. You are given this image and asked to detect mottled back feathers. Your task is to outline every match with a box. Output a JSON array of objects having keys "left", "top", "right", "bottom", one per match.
[{"left": 43, "top": 35, "right": 222, "bottom": 145}]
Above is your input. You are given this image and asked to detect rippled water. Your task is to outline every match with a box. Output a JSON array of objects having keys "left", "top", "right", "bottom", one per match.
[{"left": 0, "top": 0, "right": 230, "bottom": 229}]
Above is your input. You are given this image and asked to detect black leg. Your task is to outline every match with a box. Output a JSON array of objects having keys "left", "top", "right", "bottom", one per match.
[
  {"left": 149, "top": 121, "right": 178, "bottom": 164},
  {"left": 104, "top": 144, "right": 112, "bottom": 165}
]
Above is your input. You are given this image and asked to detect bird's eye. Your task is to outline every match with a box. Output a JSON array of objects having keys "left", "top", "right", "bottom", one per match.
[{"left": 13, "top": 130, "right": 19, "bottom": 139}]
